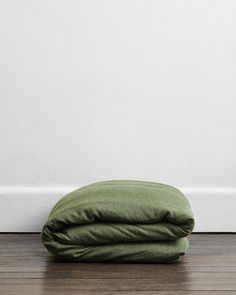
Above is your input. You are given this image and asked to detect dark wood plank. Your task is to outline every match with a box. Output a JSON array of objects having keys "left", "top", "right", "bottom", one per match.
[
  {"left": 1, "top": 291, "right": 236, "bottom": 295},
  {"left": 2, "top": 265, "right": 236, "bottom": 275},
  {"left": 1, "top": 280, "right": 236, "bottom": 291},
  {"left": 2, "top": 270, "right": 236, "bottom": 279},
  {"left": 1, "top": 256, "right": 236, "bottom": 266}
]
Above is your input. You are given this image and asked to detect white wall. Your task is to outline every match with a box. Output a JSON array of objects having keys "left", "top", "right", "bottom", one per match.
[{"left": 0, "top": 0, "right": 236, "bottom": 231}]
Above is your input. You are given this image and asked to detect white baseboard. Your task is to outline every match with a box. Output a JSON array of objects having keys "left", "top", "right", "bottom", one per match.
[{"left": 0, "top": 186, "right": 235, "bottom": 232}]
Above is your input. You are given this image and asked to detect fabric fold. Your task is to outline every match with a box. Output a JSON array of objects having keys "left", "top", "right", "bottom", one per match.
[{"left": 42, "top": 180, "right": 194, "bottom": 263}]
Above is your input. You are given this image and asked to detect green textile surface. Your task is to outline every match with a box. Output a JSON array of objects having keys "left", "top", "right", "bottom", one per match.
[{"left": 42, "top": 180, "right": 194, "bottom": 263}]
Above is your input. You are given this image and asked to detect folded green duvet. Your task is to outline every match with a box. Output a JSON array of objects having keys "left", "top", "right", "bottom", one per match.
[{"left": 42, "top": 180, "right": 194, "bottom": 263}]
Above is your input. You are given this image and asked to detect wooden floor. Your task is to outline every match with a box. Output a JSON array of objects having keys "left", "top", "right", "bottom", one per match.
[{"left": 0, "top": 234, "right": 236, "bottom": 295}]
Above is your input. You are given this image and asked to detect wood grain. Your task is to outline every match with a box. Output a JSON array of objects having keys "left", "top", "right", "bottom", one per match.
[{"left": 0, "top": 234, "right": 236, "bottom": 295}]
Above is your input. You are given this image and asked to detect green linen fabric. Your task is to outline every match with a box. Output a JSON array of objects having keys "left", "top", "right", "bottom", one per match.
[{"left": 42, "top": 180, "right": 194, "bottom": 263}]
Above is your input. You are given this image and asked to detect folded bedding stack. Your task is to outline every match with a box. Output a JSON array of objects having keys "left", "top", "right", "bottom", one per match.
[{"left": 42, "top": 180, "right": 194, "bottom": 263}]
